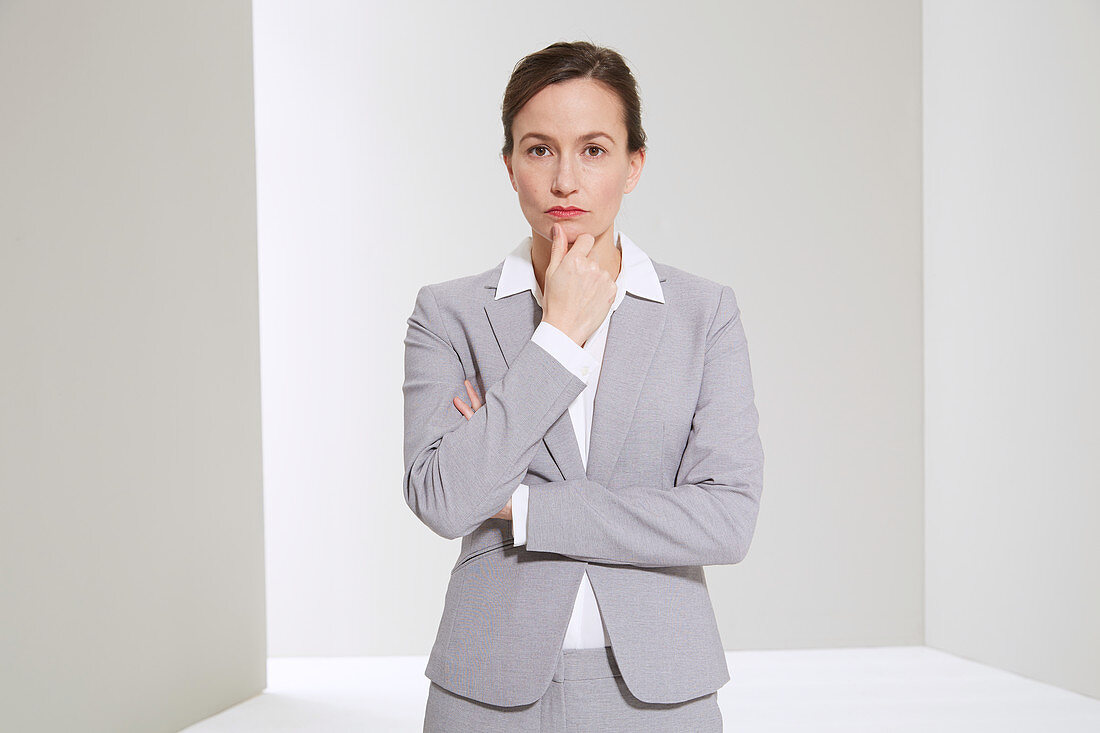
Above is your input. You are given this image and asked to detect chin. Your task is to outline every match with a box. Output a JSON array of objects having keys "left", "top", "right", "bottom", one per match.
[{"left": 544, "top": 221, "right": 593, "bottom": 244}]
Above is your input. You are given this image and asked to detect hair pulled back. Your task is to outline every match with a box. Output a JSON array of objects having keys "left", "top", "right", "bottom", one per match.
[{"left": 501, "top": 41, "right": 647, "bottom": 157}]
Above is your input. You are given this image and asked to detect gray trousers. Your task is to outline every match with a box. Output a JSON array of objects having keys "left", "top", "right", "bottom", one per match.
[{"left": 423, "top": 645, "right": 723, "bottom": 732}]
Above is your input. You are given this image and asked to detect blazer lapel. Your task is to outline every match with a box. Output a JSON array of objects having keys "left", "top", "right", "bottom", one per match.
[
  {"left": 585, "top": 292, "right": 667, "bottom": 487},
  {"left": 484, "top": 288, "right": 587, "bottom": 482},
  {"left": 482, "top": 263, "right": 669, "bottom": 487}
]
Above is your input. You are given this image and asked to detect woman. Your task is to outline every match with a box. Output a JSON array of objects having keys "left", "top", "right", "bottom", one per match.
[{"left": 403, "top": 40, "right": 764, "bottom": 732}]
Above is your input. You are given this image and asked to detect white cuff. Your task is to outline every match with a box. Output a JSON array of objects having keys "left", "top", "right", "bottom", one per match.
[
  {"left": 531, "top": 321, "right": 599, "bottom": 383},
  {"left": 511, "top": 483, "right": 530, "bottom": 546}
]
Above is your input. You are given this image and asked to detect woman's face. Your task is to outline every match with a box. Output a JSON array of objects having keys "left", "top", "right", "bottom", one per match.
[{"left": 504, "top": 77, "right": 645, "bottom": 248}]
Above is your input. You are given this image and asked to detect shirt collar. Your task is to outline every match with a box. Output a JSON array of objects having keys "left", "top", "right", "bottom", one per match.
[{"left": 495, "top": 226, "right": 665, "bottom": 308}]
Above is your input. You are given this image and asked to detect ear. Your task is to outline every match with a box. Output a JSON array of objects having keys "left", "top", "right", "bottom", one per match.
[
  {"left": 623, "top": 147, "right": 646, "bottom": 194},
  {"left": 502, "top": 154, "right": 518, "bottom": 192}
]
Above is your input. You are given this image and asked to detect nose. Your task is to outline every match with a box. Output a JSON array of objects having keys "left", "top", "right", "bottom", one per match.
[{"left": 551, "top": 157, "right": 578, "bottom": 197}]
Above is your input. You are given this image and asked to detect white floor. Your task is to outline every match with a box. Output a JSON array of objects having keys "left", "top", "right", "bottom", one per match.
[{"left": 182, "top": 646, "right": 1100, "bottom": 732}]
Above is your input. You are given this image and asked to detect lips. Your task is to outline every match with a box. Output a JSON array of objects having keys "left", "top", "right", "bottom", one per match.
[{"left": 547, "top": 206, "right": 587, "bottom": 218}]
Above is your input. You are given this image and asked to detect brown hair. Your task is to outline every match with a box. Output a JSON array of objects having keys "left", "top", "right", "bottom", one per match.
[{"left": 501, "top": 41, "right": 647, "bottom": 157}]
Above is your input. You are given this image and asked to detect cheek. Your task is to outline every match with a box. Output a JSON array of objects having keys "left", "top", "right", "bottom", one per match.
[
  {"left": 590, "top": 170, "right": 628, "bottom": 205},
  {"left": 513, "top": 173, "right": 547, "bottom": 208}
]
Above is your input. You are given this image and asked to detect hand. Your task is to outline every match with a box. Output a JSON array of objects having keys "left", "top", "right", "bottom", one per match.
[
  {"left": 542, "top": 223, "right": 617, "bottom": 347},
  {"left": 452, "top": 378, "right": 483, "bottom": 419},
  {"left": 453, "top": 379, "right": 512, "bottom": 521}
]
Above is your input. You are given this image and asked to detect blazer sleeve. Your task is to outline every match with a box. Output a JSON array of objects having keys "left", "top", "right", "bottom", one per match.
[
  {"left": 523, "top": 285, "right": 765, "bottom": 567},
  {"left": 402, "top": 285, "right": 587, "bottom": 539}
]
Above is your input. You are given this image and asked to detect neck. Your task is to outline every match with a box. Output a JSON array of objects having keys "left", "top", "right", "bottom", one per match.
[{"left": 531, "top": 226, "right": 622, "bottom": 296}]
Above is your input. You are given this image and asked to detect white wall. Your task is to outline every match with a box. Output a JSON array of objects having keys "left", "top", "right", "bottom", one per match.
[
  {"left": 924, "top": 0, "right": 1100, "bottom": 699},
  {"left": 254, "top": 0, "right": 924, "bottom": 656},
  {"left": 0, "top": 2, "right": 265, "bottom": 731}
]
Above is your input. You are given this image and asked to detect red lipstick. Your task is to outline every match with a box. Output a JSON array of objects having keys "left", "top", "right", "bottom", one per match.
[{"left": 546, "top": 206, "right": 587, "bottom": 219}]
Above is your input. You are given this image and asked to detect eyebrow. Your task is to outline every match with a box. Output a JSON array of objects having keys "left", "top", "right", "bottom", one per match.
[{"left": 519, "top": 131, "right": 615, "bottom": 145}]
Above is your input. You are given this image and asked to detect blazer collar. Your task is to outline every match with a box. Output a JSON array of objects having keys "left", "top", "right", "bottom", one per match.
[
  {"left": 481, "top": 230, "right": 669, "bottom": 486},
  {"left": 493, "top": 226, "right": 666, "bottom": 307}
]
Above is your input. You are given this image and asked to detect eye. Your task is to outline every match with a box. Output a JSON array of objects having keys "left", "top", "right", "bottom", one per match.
[
  {"left": 585, "top": 145, "right": 605, "bottom": 157},
  {"left": 528, "top": 145, "right": 551, "bottom": 157}
]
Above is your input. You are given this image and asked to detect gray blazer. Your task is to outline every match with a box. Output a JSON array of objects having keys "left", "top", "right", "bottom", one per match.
[{"left": 402, "top": 253, "right": 764, "bottom": 707}]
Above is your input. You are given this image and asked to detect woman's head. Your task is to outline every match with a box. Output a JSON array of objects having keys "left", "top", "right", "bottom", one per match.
[
  {"left": 501, "top": 42, "right": 647, "bottom": 157},
  {"left": 501, "top": 41, "right": 647, "bottom": 248}
]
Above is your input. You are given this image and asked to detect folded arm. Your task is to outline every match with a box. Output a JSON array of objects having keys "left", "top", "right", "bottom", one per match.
[
  {"left": 514, "top": 285, "right": 764, "bottom": 567},
  {"left": 402, "top": 285, "right": 587, "bottom": 540}
]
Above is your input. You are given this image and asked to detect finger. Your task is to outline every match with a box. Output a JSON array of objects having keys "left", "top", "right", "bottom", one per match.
[
  {"left": 464, "top": 379, "right": 483, "bottom": 411},
  {"left": 453, "top": 396, "right": 473, "bottom": 419},
  {"left": 572, "top": 232, "right": 597, "bottom": 259},
  {"left": 548, "top": 223, "right": 566, "bottom": 272}
]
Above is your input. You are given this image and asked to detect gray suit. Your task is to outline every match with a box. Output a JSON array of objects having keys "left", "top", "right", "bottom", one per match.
[{"left": 402, "top": 252, "right": 764, "bottom": 708}]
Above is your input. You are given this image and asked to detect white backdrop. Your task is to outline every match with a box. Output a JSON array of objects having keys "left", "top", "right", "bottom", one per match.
[
  {"left": 2, "top": 2, "right": 263, "bottom": 730},
  {"left": 253, "top": 0, "right": 924, "bottom": 656},
  {"left": 923, "top": 0, "right": 1100, "bottom": 699}
]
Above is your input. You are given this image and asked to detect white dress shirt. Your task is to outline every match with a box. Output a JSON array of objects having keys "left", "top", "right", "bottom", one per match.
[{"left": 492, "top": 227, "right": 666, "bottom": 650}]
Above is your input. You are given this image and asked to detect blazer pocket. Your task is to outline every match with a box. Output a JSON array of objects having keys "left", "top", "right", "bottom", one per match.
[{"left": 451, "top": 538, "right": 514, "bottom": 575}]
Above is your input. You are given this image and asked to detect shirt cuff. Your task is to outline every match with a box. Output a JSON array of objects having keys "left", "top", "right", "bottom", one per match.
[
  {"left": 511, "top": 483, "right": 530, "bottom": 546},
  {"left": 531, "top": 321, "right": 599, "bottom": 383}
]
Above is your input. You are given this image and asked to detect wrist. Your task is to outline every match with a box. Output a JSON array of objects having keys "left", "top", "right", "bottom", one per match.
[{"left": 541, "top": 316, "right": 583, "bottom": 348}]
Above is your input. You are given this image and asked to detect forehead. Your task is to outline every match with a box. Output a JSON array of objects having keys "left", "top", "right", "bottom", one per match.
[{"left": 512, "top": 78, "right": 625, "bottom": 137}]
